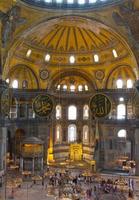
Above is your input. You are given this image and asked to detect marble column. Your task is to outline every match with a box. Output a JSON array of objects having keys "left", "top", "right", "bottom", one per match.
[
  {"left": 135, "top": 129, "right": 139, "bottom": 175},
  {"left": 41, "top": 157, "right": 43, "bottom": 171}
]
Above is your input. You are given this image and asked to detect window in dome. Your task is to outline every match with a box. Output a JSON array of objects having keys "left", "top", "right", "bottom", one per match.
[
  {"left": 44, "top": 0, "right": 52, "bottom": 2},
  {"left": 56, "top": 0, "right": 63, "bottom": 3},
  {"left": 116, "top": 79, "right": 123, "bottom": 89},
  {"left": 112, "top": 49, "right": 118, "bottom": 58},
  {"left": 22, "top": 80, "right": 28, "bottom": 89},
  {"left": 55, "top": 125, "right": 62, "bottom": 143},
  {"left": 67, "top": 0, "right": 74, "bottom": 3},
  {"left": 68, "top": 105, "right": 77, "bottom": 120},
  {"left": 63, "top": 85, "right": 67, "bottom": 91},
  {"left": 78, "top": 85, "right": 83, "bottom": 91},
  {"left": 57, "top": 84, "right": 61, "bottom": 90},
  {"left": 69, "top": 55, "right": 75, "bottom": 64},
  {"left": 89, "top": 0, "right": 97, "bottom": 3},
  {"left": 70, "top": 85, "right": 75, "bottom": 92},
  {"left": 56, "top": 105, "right": 62, "bottom": 119},
  {"left": 127, "top": 79, "right": 133, "bottom": 88},
  {"left": 68, "top": 124, "right": 77, "bottom": 142},
  {"left": 94, "top": 54, "right": 99, "bottom": 63},
  {"left": 6, "top": 78, "right": 9, "bottom": 83},
  {"left": 83, "top": 125, "right": 89, "bottom": 143},
  {"left": 12, "top": 80, "right": 18, "bottom": 89},
  {"left": 26, "top": 49, "right": 32, "bottom": 58},
  {"left": 78, "top": 0, "right": 85, "bottom": 4},
  {"left": 85, "top": 85, "right": 89, "bottom": 91},
  {"left": 117, "top": 104, "right": 126, "bottom": 119},
  {"left": 119, "top": 97, "right": 124, "bottom": 102},
  {"left": 45, "top": 54, "right": 51, "bottom": 62},
  {"left": 117, "top": 129, "right": 127, "bottom": 138},
  {"left": 83, "top": 105, "right": 89, "bottom": 120}
]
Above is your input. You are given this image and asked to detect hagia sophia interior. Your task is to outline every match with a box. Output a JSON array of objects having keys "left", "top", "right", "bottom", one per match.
[{"left": 0, "top": 0, "right": 139, "bottom": 199}]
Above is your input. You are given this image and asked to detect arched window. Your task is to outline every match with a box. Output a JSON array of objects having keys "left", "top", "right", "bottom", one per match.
[
  {"left": 68, "top": 124, "right": 77, "bottom": 142},
  {"left": 57, "top": 84, "right": 60, "bottom": 90},
  {"left": 78, "top": 0, "right": 85, "bottom": 4},
  {"left": 12, "top": 80, "right": 18, "bottom": 88},
  {"left": 55, "top": 125, "right": 62, "bottom": 143},
  {"left": 127, "top": 79, "right": 133, "bottom": 88},
  {"left": 117, "top": 104, "right": 126, "bottom": 119},
  {"left": 22, "top": 80, "right": 28, "bottom": 89},
  {"left": 83, "top": 105, "right": 89, "bottom": 120},
  {"left": 70, "top": 85, "right": 75, "bottom": 92},
  {"left": 68, "top": 105, "right": 77, "bottom": 120},
  {"left": 85, "top": 85, "right": 88, "bottom": 91},
  {"left": 117, "top": 129, "right": 127, "bottom": 138},
  {"left": 78, "top": 85, "right": 83, "bottom": 91},
  {"left": 6, "top": 78, "right": 9, "bottom": 83},
  {"left": 83, "top": 125, "right": 89, "bottom": 143},
  {"left": 116, "top": 79, "right": 123, "bottom": 89},
  {"left": 63, "top": 85, "right": 67, "bottom": 91},
  {"left": 56, "top": 105, "right": 62, "bottom": 119}
]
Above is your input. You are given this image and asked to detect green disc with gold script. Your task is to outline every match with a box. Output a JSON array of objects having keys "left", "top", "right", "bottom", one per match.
[
  {"left": 32, "top": 94, "right": 53, "bottom": 118},
  {"left": 90, "top": 93, "right": 111, "bottom": 118}
]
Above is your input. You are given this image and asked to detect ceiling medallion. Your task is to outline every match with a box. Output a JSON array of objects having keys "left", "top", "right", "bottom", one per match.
[
  {"left": 95, "top": 70, "right": 105, "bottom": 80},
  {"left": 40, "top": 69, "right": 49, "bottom": 80}
]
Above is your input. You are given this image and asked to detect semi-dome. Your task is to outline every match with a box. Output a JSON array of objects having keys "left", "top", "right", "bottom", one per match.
[
  {"left": 4, "top": 16, "right": 138, "bottom": 89},
  {"left": 7, "top": 65, "right": 39, "bottom": 89},
  {"left": 7, "top": 16, "right": 131, "bottom": 67}
]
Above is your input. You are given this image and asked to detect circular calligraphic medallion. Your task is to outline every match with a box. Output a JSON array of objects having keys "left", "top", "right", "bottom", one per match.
[
  {"left": 32, "top": 94, "right": 53, "bottom": 117},
  {"left": 1, "top": 89, "right": 10, "bottom": 116},
  {"left": 40, "top": 69, "right": 49, "bottom": 80},
  {"left": 90, "top": 93, "right": 111, "bottom": 118},
  {"left": 95, "top": 70, "right": 105, "bottom": 80}
]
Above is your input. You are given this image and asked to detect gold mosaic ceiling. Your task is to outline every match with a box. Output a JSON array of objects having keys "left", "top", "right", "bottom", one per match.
[
  {"left": 26, "top": 17, "right": 116, "bottom": 52},
  {"left": 4, "top": 16, "right": 138, "bottom": 89},
  {"left": 10, "top": 16, "right": 130, "bottom": 67}
]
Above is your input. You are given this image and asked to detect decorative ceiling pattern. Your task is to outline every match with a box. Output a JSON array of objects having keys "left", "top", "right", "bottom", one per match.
[
  {"left": 10, "top": 16, "right": 131, "bottom": 69},
  {"left": 25, "top": 17, "right": 119, "bottom": 53},
  {"left": 4, "top": 16, "right": 138, "bottom": 90},
  {"left": 8, "top": 65, "right": 39, "bottom": 89}
]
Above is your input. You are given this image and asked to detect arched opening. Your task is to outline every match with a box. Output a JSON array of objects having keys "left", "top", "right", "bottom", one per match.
[
  {"left": 83, "top": 105, "right": 89, "bottom": 120},
  {"left": 117, "top": 104, "right": 126, "bottom": 119},
  {"left": 68, "top": 124, "right": 77, "bottom": 142},
  {"left": 55, "top": 124, "right": 62, "bottom": 143},
  {"left": 83, "top": 125, "right": 89, "bottom": 143},
  {"left": 68, "top": 105, "right": 77, "bottom": 120},
  {"left": 56, "top": 105, "right": 62, "bottom": 119}
]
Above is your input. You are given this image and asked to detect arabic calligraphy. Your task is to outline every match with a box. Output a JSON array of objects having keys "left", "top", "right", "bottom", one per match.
[
  {"left": 32, "top": 94, "right": 53, "bottom": 117},
  {"left": 90, "top": 93, "right": 111, "bottom": 118}
]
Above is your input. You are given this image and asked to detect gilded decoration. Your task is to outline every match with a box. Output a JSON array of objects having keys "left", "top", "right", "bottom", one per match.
[
  {"left": 39, "top": 69, "right": 49, "bottom": 80},
  {"left": 95, "top": 70, "right": 105, "bottom": 80},
  {"left": 90, "top": 93, "right": 111, "bottom": 118},
  {"left": 32, "top": 94, "right": 53, "bottom": 117},
  {"left": 70, "top": 144, "right": 82, "bottom": 161}
]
